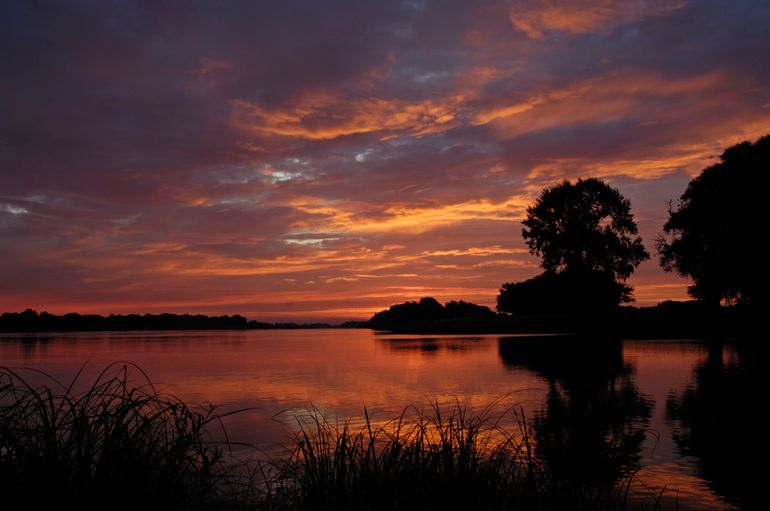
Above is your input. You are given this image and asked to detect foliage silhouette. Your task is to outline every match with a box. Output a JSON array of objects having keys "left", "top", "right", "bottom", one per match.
[
  {"left": 522, "top": 178, "right": 649, "bottom": 281},
  {"left": 499, "top": 178, "right": 648, "bottom": 314},
  {"left": 0, "top": 309, "right": 360, "bottom": 332},
  {"left": 370, "top": 297, "right": 496, "bottom": 330},
  {"left": 497, "top": 270, "right": 629, "bottom": 315},
  {"left": 658, "top": 135, "right": 770, "bottom": 306},
  {"left": 0, "top": 309, "right": 249, "bottom": 332}
]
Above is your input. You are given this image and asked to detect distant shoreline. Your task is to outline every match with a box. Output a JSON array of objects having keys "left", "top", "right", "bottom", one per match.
[
  {"left": 369, "top": 299, "right": 762, "bottom": 340},
  {"left": 0, "top": 309, "right": 369, "bottom": 333},
  {"left": 0, "top": 302, "right": 761, "bottom": 339}
]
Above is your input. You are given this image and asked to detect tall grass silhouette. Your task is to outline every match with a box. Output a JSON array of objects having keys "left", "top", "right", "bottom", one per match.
[
  {"left": 1, "top": 364, "right": 659, "bottom": 510},
  {"left": 0, "top": 363, "right": 246, "bottom": 510},
  {"left": 264, "top": 401, "right": 641, "bottom": 510}
]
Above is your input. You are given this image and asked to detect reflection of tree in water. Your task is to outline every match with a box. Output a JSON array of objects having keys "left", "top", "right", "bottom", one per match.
[
  {"left": 376, "top": 337, "right": 486, "bottom": 357},
  {"left": 666, "top": 341, "right": 767, "bottom": 509},
  {"left": 499, "top": 336, "right": 653, "bottom": 487}
]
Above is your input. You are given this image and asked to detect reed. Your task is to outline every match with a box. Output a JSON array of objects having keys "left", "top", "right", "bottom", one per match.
[
  {"left": 0, "top": 363, "right": 245, "bottom": 510},
  {"left": 264, "top": 402, "right": 633, "bottom": 510},
  {"left": 1, "top": 364, "right": 657, "bottom": 510}
]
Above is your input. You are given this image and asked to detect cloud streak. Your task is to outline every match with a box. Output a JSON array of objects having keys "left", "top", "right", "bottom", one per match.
[{"left": 508, "top": 0, "right": 686, "bottom": 40}]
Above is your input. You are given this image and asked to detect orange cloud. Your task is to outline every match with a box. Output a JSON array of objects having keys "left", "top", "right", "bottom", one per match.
[
  {"left": 524, "top": 120, "right": 770, "bottom": 184},
  {"left": 523, "top": 146, "right": 715, "bottom": 184},
  {"left": 474, "top": 70, "right": 730, "bottom": 137},
  {"left": 231, "top": 93, "right": 464, "bottom": 140},
  {"left": 509, "top": 0, "right": 686, "bottom": 40},
  {"left": 288, "top": 195, "right": 532, "bottom": 235},
  {"left": 419, "top": 246, "right": 529, "bottom": 257}
]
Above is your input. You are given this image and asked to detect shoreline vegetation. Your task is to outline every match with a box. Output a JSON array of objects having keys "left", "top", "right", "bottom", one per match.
[
  {"left": 0, "top": 363, "right": 661, "bottom": 510},
  {"left": 366, "top": 297, "right": 762, "bottom": 338},
  {"left": 0, "top": 309, "right": 366, "bottom": 333},
  {"left": 0, "top": 299, "right": 760, "bottom": 338}
]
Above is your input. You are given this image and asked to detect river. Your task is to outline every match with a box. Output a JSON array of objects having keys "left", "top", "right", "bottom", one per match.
[{"left": 1, "top": 329, "right": 762, "bottom": 510}]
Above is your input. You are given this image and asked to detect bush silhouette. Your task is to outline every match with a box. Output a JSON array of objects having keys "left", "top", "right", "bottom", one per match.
[
  {"left": 497, "top": 270, "right": 630, "bottom": 315},
  {"left": 370, "top": 297, "right": 495, "bottom": 329}
]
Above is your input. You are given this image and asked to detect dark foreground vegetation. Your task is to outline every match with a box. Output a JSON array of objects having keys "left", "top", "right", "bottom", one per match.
[
  {"left": 1, "top": 364, "right": 664, "bottom": 511},
  {"left": 0, "top": 364, "right": 239, "bottom": 510}
]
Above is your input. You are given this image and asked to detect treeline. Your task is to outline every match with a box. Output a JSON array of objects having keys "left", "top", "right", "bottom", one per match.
[
  {"left": 0, "top": 309, "right": 369, "bottom": 333},
  {"left": 369, "top": 297, "right": 759, "bottom": 337},
  {"left": 0, "top": 309, "right": 249, "bottom": 332}
]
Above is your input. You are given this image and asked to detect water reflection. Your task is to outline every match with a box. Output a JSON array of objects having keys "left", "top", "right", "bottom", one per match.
[
  {"left": 375, "top": 335, "right": 487, "bottom": 356},
  {"left": 499, "top": 336, "right": 653, "bottom": 487},
  {"left": 0, "top": 330, "right": 754, "bottom": 509},
  {"left": 667, "top": 341, "right": 768, "bottom": 509}
]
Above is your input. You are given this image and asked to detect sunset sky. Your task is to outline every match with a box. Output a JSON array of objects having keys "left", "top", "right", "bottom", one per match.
[{"left": 2, "top": 0, "right": 769, "bottom": 321}]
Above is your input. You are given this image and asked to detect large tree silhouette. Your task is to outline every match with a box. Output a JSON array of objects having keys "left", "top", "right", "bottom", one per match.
[
  {"left": 499, "top": 178, "right": 648, "bottom": 314},
  {"left": 658, "top": 135, "right": 770, "bottom": 306},
  {"left": 523, "top": 178, "right": 649, "bottom": 280}
]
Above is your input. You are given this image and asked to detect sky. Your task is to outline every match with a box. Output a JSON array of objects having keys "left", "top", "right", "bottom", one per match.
[{"left": 1, "top": 0, "right": 769, "bottom": 322}]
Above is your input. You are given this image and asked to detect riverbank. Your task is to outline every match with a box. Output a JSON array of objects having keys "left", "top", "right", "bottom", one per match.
[
  {"left": 373, "top": 302, "right": 762, "bottom": 339},
  {"left": 1, "top": 301, "right": 762, "bottom": 339}
]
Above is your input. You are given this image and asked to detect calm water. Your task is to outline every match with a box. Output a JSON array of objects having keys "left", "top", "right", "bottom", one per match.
[{"left": 0, "top": 330, "right": 763, "bottom": 510}]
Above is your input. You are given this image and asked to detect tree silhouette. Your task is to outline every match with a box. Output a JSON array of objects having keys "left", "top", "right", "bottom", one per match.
[
  {"left": 658, "top": 135, "right": 770, "bottom": 306},
  {"left": 499, "top": 178, "right": 648, "bottom": 314},
  {"left": 523, "top": 178, "right": 649, "bottom": 280}
]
